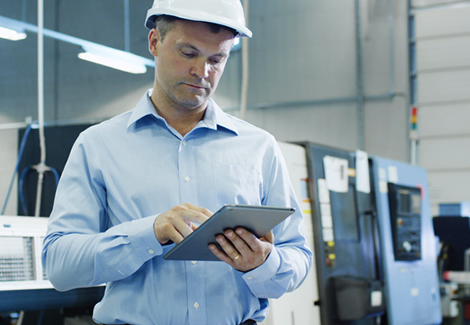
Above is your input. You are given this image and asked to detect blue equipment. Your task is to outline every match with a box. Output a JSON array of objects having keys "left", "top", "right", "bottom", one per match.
[{"left": 370, "top": 156, "right": 442, "bottom": 325}]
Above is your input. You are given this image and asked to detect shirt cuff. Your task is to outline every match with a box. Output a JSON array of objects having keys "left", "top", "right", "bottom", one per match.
[
  {"left": 242, "top": 245, "right": 281, "bottom": 284},
  {"left": 128, "top": 215, "right": 163, "bottom": 261}
]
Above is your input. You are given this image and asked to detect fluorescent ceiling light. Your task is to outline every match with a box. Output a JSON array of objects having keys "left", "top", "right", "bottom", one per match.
[
  {"left": 78, "top": 51, "right": 147, "bottom": 74},
  {"left": 0, "top": 15, "right": 154, "bottom": 74},
  {"left": 0, "top": 26, "right": 27, "bottom": 41}
]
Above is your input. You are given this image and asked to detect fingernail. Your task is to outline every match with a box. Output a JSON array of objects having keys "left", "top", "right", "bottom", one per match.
[
  {"left": 226, "top": 231, "right": 233, "bottom": 238},
  {"left": 236, "top": 229, "right": 243, "bottom": 235}
]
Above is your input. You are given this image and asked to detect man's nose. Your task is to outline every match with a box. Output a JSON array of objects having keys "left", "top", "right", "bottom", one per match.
[{"left": 190, "top": 59, "right": 209, "bottom": 79}]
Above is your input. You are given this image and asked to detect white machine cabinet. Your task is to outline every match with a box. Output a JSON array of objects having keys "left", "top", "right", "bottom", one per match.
[{"left": 259, "top": 142, "right": 321, "bottom": 325}]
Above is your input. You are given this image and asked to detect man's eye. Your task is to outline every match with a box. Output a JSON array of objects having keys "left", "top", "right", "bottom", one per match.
[
  {"left": 182, "top": 52, "right": 195, "bottom": 57},
  {"left": 209, "top": 58, "right": 221, "bottom": 64}
]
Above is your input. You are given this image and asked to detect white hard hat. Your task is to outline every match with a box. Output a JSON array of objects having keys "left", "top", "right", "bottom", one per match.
[{"left": 145, "top": 0, "right": 252, "bottom": 38}]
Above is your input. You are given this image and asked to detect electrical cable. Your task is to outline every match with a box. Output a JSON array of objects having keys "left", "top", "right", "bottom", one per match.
[
  {"left": 36, "top": 310, "right": 44, "bottom": 325},
  {"left": 0, "top": 124, "right": 33, "bottom": 215},
  {"left": 50, "top": 167, "right": 60, "bottom": 185},
  {"left": 0, "top": 120, "right": 61, "bottom": 216},
  {"left": 19, "top": 166, "right": 33, "bottom": 216}
]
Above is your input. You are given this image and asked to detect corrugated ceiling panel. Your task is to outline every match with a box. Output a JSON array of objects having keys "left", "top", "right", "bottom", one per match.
[
  {"left": 419, "top": 137, "right": 470, "bottom": 170},
  {"left": 428, "top": 171, "right": 470, "bottom": 209},
  {"left": 419, "top": 103, "right": 470, "bottom": 137},
  {"left": 418, "top": 69, "right": 470, "bottom": 104},
  {"left": 416, "top": 3, "right": 470, "bottom": 210},
  {"left": 414, "top": 6, "right": 470, "bottom": 39},
  {"left": 417, "top": 36, "right": 470, "bottom": 71},
  {"left": 413, "top": 0, "right": 463, "bottom": 8}
]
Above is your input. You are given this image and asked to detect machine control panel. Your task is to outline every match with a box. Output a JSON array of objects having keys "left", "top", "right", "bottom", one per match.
[{"left": 387, "top": 184, "right": 422, "bottom": 261}]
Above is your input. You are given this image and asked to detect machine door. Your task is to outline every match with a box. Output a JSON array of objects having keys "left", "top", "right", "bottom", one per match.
[{"left": 301, "top": 143, "right": 384, "bottom": 325}]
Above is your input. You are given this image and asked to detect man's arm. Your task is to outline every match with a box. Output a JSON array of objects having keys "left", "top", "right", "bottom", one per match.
[{"left": 42, "top": 134, "right": 161, "bottom": 291}]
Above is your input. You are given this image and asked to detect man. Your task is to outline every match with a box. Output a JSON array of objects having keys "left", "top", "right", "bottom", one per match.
[{"left": 42, "top": 0, "right": 312, "bottom": 324}]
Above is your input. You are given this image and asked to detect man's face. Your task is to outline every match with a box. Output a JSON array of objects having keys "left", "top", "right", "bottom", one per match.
[{"left": 150, "top": 19, "right": 235, "bottom": 111}]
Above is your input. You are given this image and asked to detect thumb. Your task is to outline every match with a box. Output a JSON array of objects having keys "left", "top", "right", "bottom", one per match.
[{"left": 260, "top": 230, "right": 274, "bottom": 244}]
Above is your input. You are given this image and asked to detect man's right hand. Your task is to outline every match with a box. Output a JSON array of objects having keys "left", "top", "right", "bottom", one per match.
[{"left": 153, "top": 203, "right": 212, "bottom": 245}]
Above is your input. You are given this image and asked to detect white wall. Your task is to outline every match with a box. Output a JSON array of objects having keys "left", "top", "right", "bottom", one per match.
[
  {"left": 217, "top": 0, "right": 411, "bottom": 161},
  {"left": 413, "top": 1, "right": 470, "bottom": 214}
]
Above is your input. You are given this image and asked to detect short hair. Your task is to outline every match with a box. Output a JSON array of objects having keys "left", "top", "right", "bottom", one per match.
[{"left": 153, "top": 15, "right": 237, "bottom": 42}]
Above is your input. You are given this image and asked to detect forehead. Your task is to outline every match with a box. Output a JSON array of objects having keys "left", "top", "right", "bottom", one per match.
[{"left": 167, "top": 20, "right": 235, "bottom": 54}]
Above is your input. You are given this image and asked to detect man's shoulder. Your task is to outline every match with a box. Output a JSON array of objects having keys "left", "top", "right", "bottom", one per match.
[
  {"left": 78, "top": 110, "right": 133, "bottom": 143},
  {"left": 88, "top": 111, "right": 132, "bottom": 132},
  {"left": 222, "top": 112, "right": 274, "bottom": 139}
]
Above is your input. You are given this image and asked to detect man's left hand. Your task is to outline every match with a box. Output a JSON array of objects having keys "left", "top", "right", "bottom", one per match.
[{"left": 208, "top": 228, "right": 274, "bottom": 272}]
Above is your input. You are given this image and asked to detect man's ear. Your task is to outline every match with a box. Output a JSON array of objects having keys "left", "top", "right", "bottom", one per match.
[{"left": 148, "top": 28, "right": 160, "bottom": 57}]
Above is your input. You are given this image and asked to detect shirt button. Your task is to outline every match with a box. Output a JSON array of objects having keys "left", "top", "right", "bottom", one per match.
[
  {"left": 182, "top": 141, "right": 187, "bottom": 146},
  {"left": 248, "top": 276, "right": 253, "bottom": 280},
  {"left": 185, "top": 176, "right": 190, "bottom": 182},
  {"left": 148, "top": 249, "right": 154, "bottom": 254},
  {"left": 192, "top": 261, "right": 197, "bottom": 265},
  {"left": 194, "top": 302, "right": 199, "bottom": 309}
]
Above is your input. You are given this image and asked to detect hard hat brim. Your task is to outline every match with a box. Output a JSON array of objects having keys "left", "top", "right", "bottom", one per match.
[{"left": 145, "top": 9, "right": 252, "bottom": 38}]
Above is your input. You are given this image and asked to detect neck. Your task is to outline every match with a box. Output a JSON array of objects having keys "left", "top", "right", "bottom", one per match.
[{"left": 150, "top": 94, "right": 207, "bottom": 137}]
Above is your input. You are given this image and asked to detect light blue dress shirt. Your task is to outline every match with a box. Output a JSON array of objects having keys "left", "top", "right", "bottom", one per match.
[{"left": 42, "top": 90, "right": 312, "bottom": 325}]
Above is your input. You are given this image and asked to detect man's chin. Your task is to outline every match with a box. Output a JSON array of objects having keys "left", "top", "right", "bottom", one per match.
[{"left": 177, "top": 94, "right": 209, "bottom": 109}]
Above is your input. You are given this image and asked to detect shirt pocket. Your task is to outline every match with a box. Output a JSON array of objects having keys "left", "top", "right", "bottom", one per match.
[{"left": 212, "top": 164, "right": 262, "bottom": 207}]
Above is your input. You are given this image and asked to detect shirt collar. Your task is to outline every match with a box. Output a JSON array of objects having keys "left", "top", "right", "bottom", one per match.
[
  {"left": 127, "top": 89, "right": 239, "bottom": 135},
  {"left": 126, "top": 89, "right": 160, "bottom": 128}
]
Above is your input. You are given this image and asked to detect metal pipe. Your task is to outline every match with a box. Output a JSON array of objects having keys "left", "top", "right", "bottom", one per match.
[
  {"left": 223, "top": 93, "right": 407, "bottom": 112},
  {"left": 124, "top": 0, "right": 130, "bottom": 52},
  {"left": 34, "top": 171, "right": 45, "bottom": 217},
  {"left": 355, "top": 0, "right": 365, "bottom": 150},
  {"left": 388, "top": 0, "right": 395, "bottom": 95},
  {"left": 408, "top": 0, "right": 418, "bottom": 165},
  {"left": 21, "top": 0, "right": 27, "bottom": 21},
  {"left": 38, "top": 0, "right": 45, "bottom": 167},
  {"left": 411, "top": 0, "right": 470, "bottom": 12},
  {"left": 0, "top": 116, "right": 108, "bottom": 131},
  {"left": 411, "top": 138, "right": 417, "bottom": 165},
  {"left": 36, "top": 0, "right": 46, "bottom": 217},
  {"left": 240, "top": 0, "right": 250, "bottom": 120}
]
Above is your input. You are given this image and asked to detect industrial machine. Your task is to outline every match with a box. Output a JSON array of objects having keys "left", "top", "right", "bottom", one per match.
[
  {"left": 370, "top": 156, "right": 442, "bottom": 325},
  {"left": 0, "top": 216, "right": 104, "bottom": 314},
  {"left": 266, "top": 142, "right": 442, "bottom": 325},
  {"left": 433, "top": 201, "right": 470, "bottom": 325},
  {"left": 301, "top": 143, "right": 384, "bottom": 325},
  {"left": 260, "top": 142, "right": 321, "bottom": 325}
]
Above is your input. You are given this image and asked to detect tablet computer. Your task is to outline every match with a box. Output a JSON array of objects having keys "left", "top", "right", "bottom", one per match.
[{"left": 163, "top": 204, "right": 295, "bottom": 261}]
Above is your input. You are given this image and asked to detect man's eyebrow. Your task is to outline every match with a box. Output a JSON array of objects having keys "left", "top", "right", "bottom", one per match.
[
  {"left": 179, "top": 43, "right": 230, "bottom": 58},
  {"left": 179, "top": 43, "right": 199, "bottom": 52}
]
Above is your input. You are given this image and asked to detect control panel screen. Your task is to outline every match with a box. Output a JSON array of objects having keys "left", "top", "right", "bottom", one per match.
[{"left": 388, "top": 183, "right": 422, "bottom": 261}]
